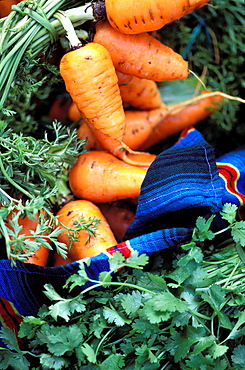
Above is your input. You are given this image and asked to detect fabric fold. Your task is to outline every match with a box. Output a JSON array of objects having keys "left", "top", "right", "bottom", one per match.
[{"left": 125, "top": 127, "right": 224, "bottom": 239}]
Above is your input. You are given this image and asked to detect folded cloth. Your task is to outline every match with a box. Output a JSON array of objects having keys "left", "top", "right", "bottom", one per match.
[
  {"left": 125, "top": 127, "right": 224, "bottom": 239},
  {"left": 1, "top": 127, "right": 245, "bottom": 346}
]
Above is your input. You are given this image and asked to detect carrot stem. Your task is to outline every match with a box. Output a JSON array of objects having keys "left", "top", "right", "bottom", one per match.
[
  {"left": 0, "top": 187, "right": 18, "bottom": 204},
  {"left": 168, "top": 91, "right": 245, "bottom": 116},
  {"left": 54, "top": 10, "right": 81, "bottom": 48}
]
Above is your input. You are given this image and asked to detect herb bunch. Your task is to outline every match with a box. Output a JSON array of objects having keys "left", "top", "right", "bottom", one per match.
[{"left": 1, "top": 203, "right": 245, "bottom": 369}]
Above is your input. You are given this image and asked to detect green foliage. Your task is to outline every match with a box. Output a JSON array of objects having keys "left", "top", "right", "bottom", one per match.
[
  {"left": 0, "top": 120, "right": 87, "bottom": 262},
  {"left": 1, "top": 204, "right": 245, "bottom": 368},
  {"left": 0, "top": 50, "right": 61, "bottom": 135},
  {"left": 159, "top": 0, "right": 245, "bottom": 152}
]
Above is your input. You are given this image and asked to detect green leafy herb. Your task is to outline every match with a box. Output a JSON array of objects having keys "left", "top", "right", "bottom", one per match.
[{"left": 1, "top": 203, "right": 245, "bottom": 368}]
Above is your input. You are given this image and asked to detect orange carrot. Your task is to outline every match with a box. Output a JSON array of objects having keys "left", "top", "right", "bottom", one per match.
[
  {"left": 0, "top": 0, "right": 21, "bottom": 17},
  {"left": 68, "top": 101, "right": 83, "bottom": 122},
  {"left": 77, "top": 119, "right": 104, "bottom": 151},
  {"left": 140, "top": 92, "right": 224, "bottom": 150},
  {"left": 60, "top": 40, "right": 157, "bottom": 167},
  {"left": 56, "top": 200, "right": 117, "bottom": 260},
  {"left": 5, "top": 210, "right": 51, "bottom": 266},
  {"left": 116, "top": 71, "right": 163, "bottom": 110},
  {"left": 52, "top": 252, "right": 73, "bottom": 266},
  {"left": 97, "top": 200, "right": 135, "bottom": 242},
  {"left": 123, "top": 105, "right": 169, "bottom": 150},
  {"left": 69, "top": 151, "right": 149, "bottom": 203},
  {"left": 75, "top": 92, "right": 224, "bottom": 151},
  {"left": 93, "top": 20, "right": 189, "bottom": 82},
  {"left": 48, "top": 96, "right": 72, "bottom": 122},
  {"left": 60, "top": 42, "right": 126, "bottom": 156},
  {"left": 104, "top": 0, "right": 209, "bottom": 34},
  {"left": 76, "top": 104, "right": 169, "bottom": 151}
]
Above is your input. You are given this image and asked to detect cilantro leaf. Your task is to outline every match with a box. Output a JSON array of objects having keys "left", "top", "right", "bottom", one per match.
[
  {"left": 196, "top": 284, "right": 227, "bottom": 312},
  {"left": 40, "top": 353, "right": 70, "bottom": 370},
  {"left": 185, "top": 354, "right": 228, "bottom": 369},
  {"left": 192, "top": 335, "right": 216, "bottom": 355},
  {"left": 172, "top": 326, "right": 207, "bottom": 362},
  {"left": 103, "top": 307, "right": 131, "bottom": 326},
  {"left": 132, "top": 318, "right": 159, "bottom": 339},
  {"left": 192, "top": 215, "right": 216, "bottom": 241},
  {"left": 143, "top": 304, "right": 172, "bottom": 324},
  {"left": 125, "top": 252, "right": 149, "bottom": 268},
  {"left": 208, "top": 343, "right": 229, "bottom": 359},
  {"left": 231, "top": 345, "right": 245, "bottom": 369},
  {"left": 48, "top": 326, "right": 83, "bottom": 356},
  {"left": 220, "top": 203, "right": 238, "bottom": 224},
  {"left": 81, "top": 343, "right": 97, "bottom": 364},
  {"left": 151, "top": 292, "right": 189, "bottom": 313},
  {"left": 0, "top": 327, "right": 30, "bottom": 370},
  {"left": 231, "top": 220, "right": 245, "bottom": 247},
  {"left": 119, "top": 290, "right": 143, "bottom": 316},
  {"left": 100, "top": 354, "right": 125, "bottom": 369},
  {"left": 225, "top": 311, "right": 245, "bottom": 341},
  {"left": 0, "top": 350, "right": 30, "bottom": 370},
  {"left": 46, "top": 294, "right": 86, "bottom": 322},
  {"left": 18, "top": 316, "right": 45, "bottom": 339},
  {"left": 0, "top": 326, "right": 21, "bottom": 352}
]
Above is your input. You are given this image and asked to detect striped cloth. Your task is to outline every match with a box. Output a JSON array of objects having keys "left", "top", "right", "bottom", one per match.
[{"left": 1, "top": 127, "right": 245, "bottom": 346}]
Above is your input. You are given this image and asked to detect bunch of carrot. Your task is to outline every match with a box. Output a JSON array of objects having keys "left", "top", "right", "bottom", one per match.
[
  {"left": 2, "top": 0, "right": 230, "bottom": 267},
  {"left": 53, "top": 0, "right": 230, "bottom": 265}
]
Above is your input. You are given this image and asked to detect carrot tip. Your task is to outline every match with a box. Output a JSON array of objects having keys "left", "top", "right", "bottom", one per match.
[{"left": 119, "top": 143, "right": 156, "bottom": 167}]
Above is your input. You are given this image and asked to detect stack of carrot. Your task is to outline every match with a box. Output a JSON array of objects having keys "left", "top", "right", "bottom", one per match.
[{"left": 2, "top": 0, "right": 226, "bottom": 267}]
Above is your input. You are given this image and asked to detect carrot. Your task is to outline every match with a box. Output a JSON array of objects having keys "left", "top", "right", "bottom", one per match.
[
  {"left": 5, "top": 210, "right": 51, "bottom": 266},
  {"left": 60, "top": 42, "right": 126, "bottom": 155},
  {"left": 140, "top": 92, "right": 224, "bottom": 150},
  {"left": 60, "top": 38, "right": 157, "bottom": 167},
  {"left": 77, "top": 119, "right": 104, "bottom": 151},
  {"left": 0, "top": 0, "right": 20, "bottom": 17},
  {"left": 68, "top": 101, "right": 83, "bottom": 122},
  {"left": 97, "top": 200, "right": 135, "bottom": 242},
  {"left": 76, "top": 104, "right": 168, "bottom": 151},
  {"left": 48, "top": 96, "right": 72, "bottom": 122},
  {"left": 116, "top": 71, "right": 163, "bottom": 110},
  {"left": 56, "top": 200, "right": 117, "bottom": 260},
  {"left": 68, "top": 151, "right": 149, "bottom": 203},
  {"left": 75, "top": 92, "right": 224, "bottom": 152},
  {"left": 52, "top": 252, "right": 73, "bottom": 266},
  {"left": 123, "top": 105, "right": 169, "bottom": 150},
  {"left": 93, "top": 20, "right": 189, "bottom": 82},
  {"left": 104, "top": 0, "right": 210, "bottom": 34}
]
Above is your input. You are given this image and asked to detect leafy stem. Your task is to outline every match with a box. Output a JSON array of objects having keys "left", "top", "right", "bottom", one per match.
[
  {"left": 0, "top": 216, "right": 12, "bottom": 259},
  {"left": 80, "top": 280, "right": 158, "bottom": 297},
  {"left": 0, "top": 156, "right": 34, "bottom": 199}
]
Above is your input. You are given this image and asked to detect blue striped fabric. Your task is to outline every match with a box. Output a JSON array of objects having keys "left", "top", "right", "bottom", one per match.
[
  {"left": 125, "top": 128, "right": 224, "bottom": 238},
  {"left": 0, "top": 128, "right": 245, "bottom": 346}
]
